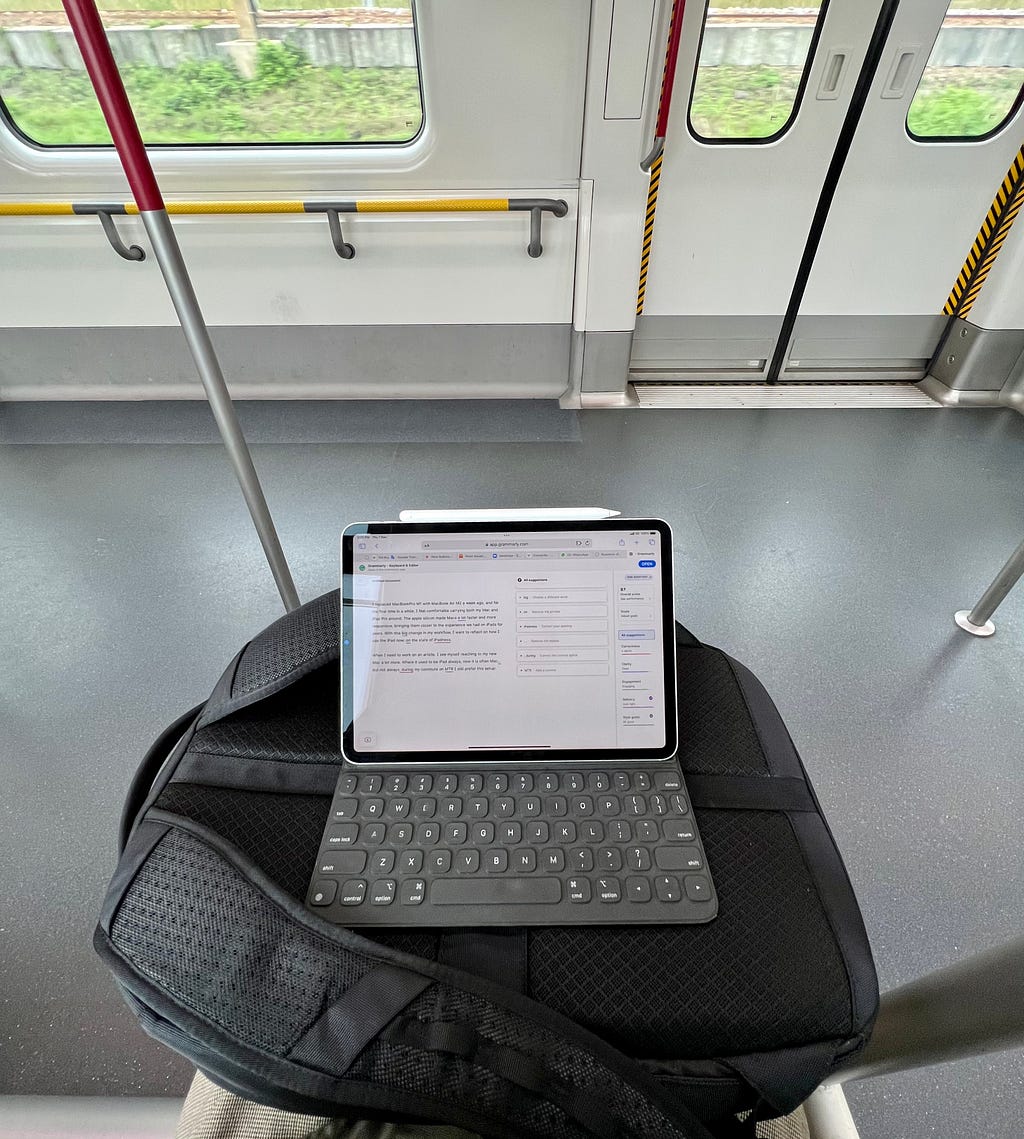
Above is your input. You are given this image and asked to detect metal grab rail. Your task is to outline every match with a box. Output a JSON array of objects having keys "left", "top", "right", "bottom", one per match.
[{"left": 0, "top": 196, "right": 570, "bottom": 260}]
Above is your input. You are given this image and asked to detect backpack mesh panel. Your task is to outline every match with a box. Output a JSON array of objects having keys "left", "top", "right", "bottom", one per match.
[
  {"left": 233, "top": 591, "right": 339, "bottom": 698},
  {"left": 155, "top": 784, "right": 330, "bottom": 898},
  {"left": 111, "top": 829, "right": 377, "bottom": 1053},
  {"left": 153, "top": 784, "right": 442, "bottom": 962},
  {"left": 676, "top": 650, "right": 769, "bottom": 777},
  {"left": 528, "top": 811, "right": 852, "bottom": 1057},
  {"left": 399, "top": 987, "right": 708, "bottom": 1139},
  {"left": 192, "top": 670, "right": 342, "bottom": 763}
]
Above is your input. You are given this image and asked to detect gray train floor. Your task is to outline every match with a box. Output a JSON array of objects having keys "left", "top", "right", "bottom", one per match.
[{"left": 2, "top": 401, "right": 1022, "bottom": 1138}]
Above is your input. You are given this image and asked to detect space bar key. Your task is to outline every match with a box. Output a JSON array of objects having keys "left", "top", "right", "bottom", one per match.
[{"left": 431, "top": 878, "right": 562, "bottom": 905}]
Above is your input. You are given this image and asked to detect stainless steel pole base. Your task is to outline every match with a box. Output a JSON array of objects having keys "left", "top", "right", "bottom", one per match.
[{"left": 954, "top": 609, "right": 996, "bottom": 637}]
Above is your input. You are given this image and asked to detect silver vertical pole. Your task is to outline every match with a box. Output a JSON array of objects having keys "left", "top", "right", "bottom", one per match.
[
  {"left": 954, "top": 536, "right": 1024, "bottom": 637},
  {"left": 830, "top": 935, "right": 1024, "bottom": 1082},
  {"left": 142, "top": 211, "right": 300, "bottom": 612}
]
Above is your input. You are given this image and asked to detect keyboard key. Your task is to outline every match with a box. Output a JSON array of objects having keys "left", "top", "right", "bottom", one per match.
[
  {"left": 521, "top": 797, "right": 541, "bottom": 817},
  {"left": 431, "top": 878, "right": 561, "bottom": 906},
  {"left": 309, "top": 879, "right": 337, "bottom": 906},
  {"left": 389, "top": 823, "right": 414, "bottom": 845},
  {"left": 371, "top": 851, "right": 395, "bottom": 874},
  {"left": 598, "top": 848, "right": 622, "bottom": 872},
  {"left": 608, "top": 820, "right": 631, "bottom": 842},
  {"left": 441, "top": 798, "right": 462, "bottom": 818},
  {"left": 569, "top": 848, "right": 594, "bottom": 873},
  {"left": 363, "top": 822, "right": 386, "bottom": 845},
  {"left": 582, "top": 821, "right": 604, "bottom": 843},
  {"left": 325, "top": 823, "right": 358, "bottom": 847},
  {"left": 512, "top": 773, "right": 533, "bottom": 793},
  {"left": 527, "top": 821, "right": 549, "bottom": 844},
  {"left": 319, "top": 851, "right": 367, "bottom": 876},
  {"left": 512, "top": 849, "right": 537, "bottom": 872},
  {"left": 572, "top": 796, "right": 594, "bottom": 816},
  {"left": 467, "top": 797, "right": 489, "bottom": 818},
  {"left": 612, "top": 772, "right": 630, "bottom": 792},
  {"left": 655, "top": 875, "right": 681, "bottom": 902},
  {"left": 633, "top": 772, "right": 651, "bottom": 791},
  {"left": 464, "top": 774, "right": 483, "bottom": 793},
  {"left": 655, "top": 847, "right": 703, "bottom": 872},
  {"left": 429, "top": 850, "right": 452, "bottom": 873},
  {"left": 663, "top": 819, "right": 697, "bottom": 843},
  {"left": 565, "top": 773, "right": 584, "bottom": 792},
  {"left": 650, "top": 794, "right": 667, "bottom": 816},
  {"left": 626, "top": 847, "right": 651, "bottom": 872},
  {"left": 626, "top": 877, "right": 652, "bottom": 903},
  {"left": 340, "top": 879, "right": 366, "bottom": 906},
  {"left": 445, "top": 823, "right": 468, "bottom": 845},
  {"left": 385, "top": 774, "right": 407, "bottom": 794},
  {"left": 596, "top": 877, "right": 621, "bottom": 903},
  {"left": 567, "top": 877, "right": 591, "bottom": 903},
  {"left": 542, "top": 849, "right": 565, "bottom": 872},
  {"left": 685, "top": 875, "right": 712, "bottom": 902},
  {"left": 671, "top": 793, "right": 688, "bottom": 814},
  {"left": 416, "top": 822, "right": 440, "bottom": 845},
  {"left": 655, "top": 771, "right": 682, "bottom": 791},
  {"left": 472, "top": 822, "right": 495, "bottom": 845},
  {"left": 485, "top": 849, "right": 509, "bottom": 873},
  {"left": 363, "top": 798, "right": 384, "bottom": 818},
  {"left": 456, "top": 850, "right": 480, "bottom": 874},
  {"left": 499, "top": 821, "right": 522, "bottom": 844},
  {"left": 626, "top": 795, "right": 646, "bottom": 816},
  {"left": 555, "top": 821, "right": 577, "bottom": 843},
  {"left": 636, "top": 820, "right": 658, "bottom": 842},
  {"left": 588, "top": 772, "right": 610, "bottom": 792},
  {"left": 598, "top": 796, "right": 620, "bottom": 816},
  {"left": 371, "top": 880, "right": 396, "bottom": 905},
  {"left": 486, "top": 773, "right": 508, "bottom": 793},
  {"left": 401, "top": 879, "right": 426, "bottom": 905},
  {"left": 400, "top": 850, "right": 424, "bottom": 874},
  {"left": 387, "top": 798, "right": 411, "bottom": 818},
  {"left": 337, "top": 774, "right": 357, "bottom": 794},
  {"left": 540, "top": 774, "right": 559, "bottom": 792},
  {"left": 495, "top": 797, "right": 516, "bottom": 817},
  {"left": 438, "top": 774, "right": 459, "bottom": 793},
  {"left": 332, "top": 798, "right": 358, "bottom": 820},
  {"left": 411, "top": 774, "right": 433, "bottom": 794},
  {"left": 415, "top": 797, "right": 437, "bottom": 818},
  {"left": 360, "top": 775, "right": 382, "bottom": 793},
  {"left": 545, "top": 796, "right": 568, "bottom": 817}
]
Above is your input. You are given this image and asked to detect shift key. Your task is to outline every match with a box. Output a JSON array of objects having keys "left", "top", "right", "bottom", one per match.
[
  {"left": 431, "top": 879, "right": 561, "bottom": 905},
  {"left": 317, "top": 850, "right": 366, "bottom": 876},
  {"left": 654, "top": 847, "right": 703, "bottom": 872}
]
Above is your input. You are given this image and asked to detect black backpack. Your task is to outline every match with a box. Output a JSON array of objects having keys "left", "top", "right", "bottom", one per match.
[{"left": 97, "top": 590, "right": 878, "bottom": 1138}]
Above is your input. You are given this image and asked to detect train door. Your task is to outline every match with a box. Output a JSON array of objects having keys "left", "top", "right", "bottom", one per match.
[
  {"left": 632, "top": 0, "right": 1024, "bottom": 386},
  {"left": 796, "top": 0, "right": 1024, "bottom": 381}
]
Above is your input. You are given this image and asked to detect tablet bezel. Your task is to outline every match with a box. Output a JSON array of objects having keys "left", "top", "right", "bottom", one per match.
[{"left": 341, "top": 518, "right": 677, "bottom": 764}]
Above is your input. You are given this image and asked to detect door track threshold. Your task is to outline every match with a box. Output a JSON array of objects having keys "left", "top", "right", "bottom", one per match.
[{"left": 630, "top": 382, "right": 942, "bottom": 409}]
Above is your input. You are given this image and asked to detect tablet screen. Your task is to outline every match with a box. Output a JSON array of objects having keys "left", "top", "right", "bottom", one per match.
[{"left": 342, "top": 520, "right": 676, "bottom": 763}]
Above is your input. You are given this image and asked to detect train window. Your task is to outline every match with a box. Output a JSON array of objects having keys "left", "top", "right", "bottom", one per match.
[
  {"left": 0, "top": 0, "right": 422, "bottom": 147},
  {"left": 907, "top": 1, "right": 1024, "bottom": 140},
  {"left": 688, "top": 0, "right": 828, "bottom": 142}
]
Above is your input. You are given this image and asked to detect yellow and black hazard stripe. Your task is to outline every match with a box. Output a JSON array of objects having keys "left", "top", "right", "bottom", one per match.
[
  {"left": 637, "top": 152, "right": 662, "bottom": 315},
  {"left": 945, "top": 144, "right": 1024, "bottom": 319},
  {"left": 636, "top": 0, "right": 683, "bottom": 317}
]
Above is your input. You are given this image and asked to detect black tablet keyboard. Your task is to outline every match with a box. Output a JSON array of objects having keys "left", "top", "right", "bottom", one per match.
[{"left": 306, "top": 764, "right": 717, "bottom": 926}]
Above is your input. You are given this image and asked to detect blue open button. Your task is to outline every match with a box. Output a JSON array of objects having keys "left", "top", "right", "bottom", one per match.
[{"left": 638, "top": 559, "right": 656, "bottom": 568}]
